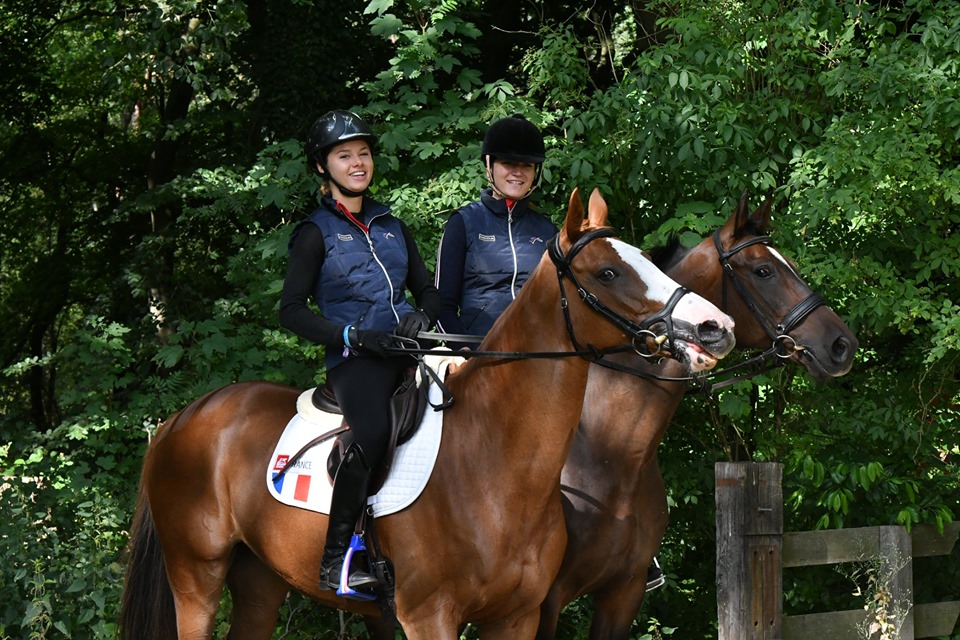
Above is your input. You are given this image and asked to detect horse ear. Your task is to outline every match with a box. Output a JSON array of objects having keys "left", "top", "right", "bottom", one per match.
[
  {"left": 751, "top": 198, "right": 772, "bottom": 234},
  {"left": 586, "top": 188, "right": 609, "bottom": 228},
  {"left": 562, "top": 187, "right": 585, "bottom": 242},
  {"left": 731, "top": 189, "right": 751, "bottom": 237}
]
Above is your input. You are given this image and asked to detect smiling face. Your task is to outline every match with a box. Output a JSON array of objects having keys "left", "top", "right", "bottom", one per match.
[
  {"left": 488, "top": 159, "right": 537, "bottom": 200},
  {"left": 320, "top": 139, "right": 373, "bottom": 197}
]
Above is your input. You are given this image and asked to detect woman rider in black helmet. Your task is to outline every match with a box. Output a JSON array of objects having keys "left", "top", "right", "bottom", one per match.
[
  {"left": 280, "top": 109, "right": 442, "bottom": 591},
  {"left": 433, "top": 114, "right": 559, "bottom": 348}
]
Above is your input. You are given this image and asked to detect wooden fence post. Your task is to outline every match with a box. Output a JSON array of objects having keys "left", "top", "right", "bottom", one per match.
[
  {"left": 878, "top": 525, "right": 915, "bottom": 639},
  {"left": 716, "top": 461, "right": 784, "bottom": 640}
]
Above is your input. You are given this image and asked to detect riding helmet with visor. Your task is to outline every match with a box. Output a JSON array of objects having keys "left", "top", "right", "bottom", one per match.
[
  {"left": 481, "top": 114, "right": 545, "bottom": 199},
  {"left": 305, "top": 109, "right": 377, "bottom": 178}
]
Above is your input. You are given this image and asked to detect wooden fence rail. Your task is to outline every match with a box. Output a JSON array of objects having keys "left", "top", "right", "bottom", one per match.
[{"left": 716, "top": 462, "right": 960, "bottom": 640}]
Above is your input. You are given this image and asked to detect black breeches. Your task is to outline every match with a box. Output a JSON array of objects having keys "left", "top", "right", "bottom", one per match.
[{"left": 326, "top": 355, "right": 409, "bottom": 469}]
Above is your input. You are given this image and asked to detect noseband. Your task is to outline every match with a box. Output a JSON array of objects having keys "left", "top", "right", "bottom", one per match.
[
  {"left": 548, "top": 228, "right": 690, "bottom": 358},
  {"left": 713, "top": 229, "right": 825, "bottom": 357}
]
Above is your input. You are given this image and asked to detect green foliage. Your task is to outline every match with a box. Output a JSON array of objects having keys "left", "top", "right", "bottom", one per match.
[
  {"left": 0, "top": 445, "right": 126, "bottom": 639},
  {"left": 2, "top": 0, "right": 960, "bottom": 637}
]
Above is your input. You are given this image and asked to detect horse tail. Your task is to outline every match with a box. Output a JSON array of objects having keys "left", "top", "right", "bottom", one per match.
[{"left": 118, "top": 482, "right": 177, "bottom": 640}]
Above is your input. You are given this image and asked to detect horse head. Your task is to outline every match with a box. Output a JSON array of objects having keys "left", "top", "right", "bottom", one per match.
[
  {"left": 551, "top": 188, "right": 736, "bottom": 373},
  {"left": 665, "top": 190, "right": 858, "bottom": 381}
]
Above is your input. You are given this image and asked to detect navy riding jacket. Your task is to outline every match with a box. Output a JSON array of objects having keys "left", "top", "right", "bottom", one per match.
[
  {"left": 281, "top": 195, "right": 440, "bottom": 370},
  {"left": 435, "top": 189, "right": 558, "bottom": 340}
]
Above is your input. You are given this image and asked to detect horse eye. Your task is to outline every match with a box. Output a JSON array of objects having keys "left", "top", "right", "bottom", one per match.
[
  {"left": 598, "top": 268, "right": 618, "bottom": 282},
  {"left": 755, "top": 265, "right": 773, "bottom": 278}
]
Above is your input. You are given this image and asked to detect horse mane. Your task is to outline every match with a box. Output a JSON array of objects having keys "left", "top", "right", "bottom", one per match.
[
  {"left": 650, "top": 215, "right": 769, "bottom": 271},
  {"left": 648, "top": 236, "right": 687, "bottom": 272}
]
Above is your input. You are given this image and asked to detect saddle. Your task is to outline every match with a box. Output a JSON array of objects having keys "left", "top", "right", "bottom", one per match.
[
  {"left": 320, "top": 366, "right": 432, "bottom": 495},
  {"left": 271, "top": 355, "right": 454, "bottom": 605}
]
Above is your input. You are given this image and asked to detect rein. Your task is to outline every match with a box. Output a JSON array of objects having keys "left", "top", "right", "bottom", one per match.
[
  {"left": 384, "top": 335, "right": 638, "bottom": 360},
  {"left": 385, "top": 228, "right": 685, "bottom": 366},
  {"left": 392, "top": 229, "right": 830, "bottom": 395},
  {"left": 385, "top": 229, "right": 828, "bottom": 396}
]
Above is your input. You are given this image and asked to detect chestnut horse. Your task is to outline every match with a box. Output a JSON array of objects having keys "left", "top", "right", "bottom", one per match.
[
  {"left": 535, "top": 191, "right": 859, "bottom": 640},
  {"left": 118, "top": 188, "right": 736, "bottom": 639}
]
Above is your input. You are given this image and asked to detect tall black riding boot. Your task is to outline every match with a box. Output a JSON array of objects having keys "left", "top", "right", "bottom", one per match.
[{"left": 320, "top": 444, "right": 378, "bottom": 591}]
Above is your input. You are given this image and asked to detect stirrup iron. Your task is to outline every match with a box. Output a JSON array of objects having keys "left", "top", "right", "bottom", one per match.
[{"left": 337, "top": 533, "right": 377, "bottom": 601}]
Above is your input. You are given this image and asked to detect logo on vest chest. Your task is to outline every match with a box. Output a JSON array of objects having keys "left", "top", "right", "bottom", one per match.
[
  {"left": 478, "top": 233, "right": 496, "bottom": 242},
  {"left": 337, "top": 233, "right": 354, "bottom": 242}
]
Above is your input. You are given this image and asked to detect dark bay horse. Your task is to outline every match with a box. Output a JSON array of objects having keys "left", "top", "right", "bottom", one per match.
[
  {"left": 118, "top": 188, "right": 736, "bottom": 640},
  {"left": 535, "top": 191, "right": 859, "bottom": 640}
]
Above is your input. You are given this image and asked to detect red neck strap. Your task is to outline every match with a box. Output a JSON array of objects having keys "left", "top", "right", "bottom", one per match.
[{"left": 336, "top": 200, "right": 368, "bottom": 233}]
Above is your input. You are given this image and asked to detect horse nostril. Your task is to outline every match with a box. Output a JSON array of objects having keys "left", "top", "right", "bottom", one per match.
[
  {"left": 697, "top": 319, "right": 722, "bottom": 342},
  {"left": 832, "top": 336, "right": 855, "bottom": 364}
]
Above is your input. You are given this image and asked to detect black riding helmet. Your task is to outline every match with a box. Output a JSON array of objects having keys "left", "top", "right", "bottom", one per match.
[
  {"left": 481, "top": 114, "right": 546, "bottom": 200},
  {"left": 305, "top": 109, "right": 377, "bottom": 178},
  {"left": 481, "top": 114, "right": 546, "bottom": 164}
]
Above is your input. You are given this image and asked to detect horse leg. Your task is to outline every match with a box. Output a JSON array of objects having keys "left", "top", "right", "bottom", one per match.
[
  {"left": 476, "top": 609, "right": 543, "bottom": 640},
  {"left": 584, "top": 461, "right": 668, "bottom": 640},
  {"left": 363, "top": 615, "right": 399, "bottom": 640},
  {"left": 535, "top": 583, "right": 570, "bottom": 640},
  {"left": 588, "top": 581, "right": 648, "bottom": 640},
  {"left": 225, "top": 545, "right": 289, "bottom": 639},
  {"left": 161, "top": 548, "right": 232, "bottom": 640}
]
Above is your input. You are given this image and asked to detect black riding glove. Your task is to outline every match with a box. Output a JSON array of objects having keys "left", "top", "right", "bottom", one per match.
[
  {"left": 395, "top": 310, "right": 431, "bottom": 339},
  {"left": 349, "top": 327, "right": 392, "bottom": 357}
]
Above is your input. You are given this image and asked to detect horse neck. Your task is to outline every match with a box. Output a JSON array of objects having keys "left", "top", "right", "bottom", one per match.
[
  {"left": 568, "top": 359, "right": 687, "bottom": 495},
  {"left": 446, "top": 270, "right": 593, "bottom": 486}
]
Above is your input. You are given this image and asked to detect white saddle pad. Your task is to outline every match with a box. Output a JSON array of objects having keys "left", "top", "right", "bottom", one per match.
[{"left": 265, "top": 352, "right": 462, "bottom": 517}]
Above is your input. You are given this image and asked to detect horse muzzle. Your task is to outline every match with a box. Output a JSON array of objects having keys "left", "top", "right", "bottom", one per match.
[{"left": 672, "top": 317, "right": 736, "bottom": 372}]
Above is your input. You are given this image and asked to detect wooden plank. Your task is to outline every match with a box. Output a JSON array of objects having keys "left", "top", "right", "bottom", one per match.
[
  {"left": 785, "top": 522, "right": 960, "bottom": 568},
  {"left": 784, "top": 527, "right": 914, "bottom": 638},
  {"left": 911, "top": 522, "right": 960, "bottom": 558},
  {"left": 784, "top": 602, "right": 960, "bottom": 640},
  {"left": 783, "top": 609, "right": 869, "bottom": 639},
  {"left": 784, "top": 526, "right": 888, "bottom": 567},
  {"left": 915, "top": 601, "right": 960, "bottom": 638}
]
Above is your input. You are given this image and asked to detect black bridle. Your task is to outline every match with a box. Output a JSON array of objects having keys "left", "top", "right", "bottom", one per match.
[
  {"left": 388, "top": 228, "right": 690, "bottom": 363},
  {"left": 675, "top": 228, "right": 827, "bottom": 394},
  {"left": 583, "top": 229, "right": 829, "bottom": 392},
  {"left": 391, "top": 227, "right": 827, "bottom": 396},
  {"left": 712, "top": 228, "right": 825, "bottom": 357},
  {"left": 546, "top": 227, "right": 691, "bottom": 359}
]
